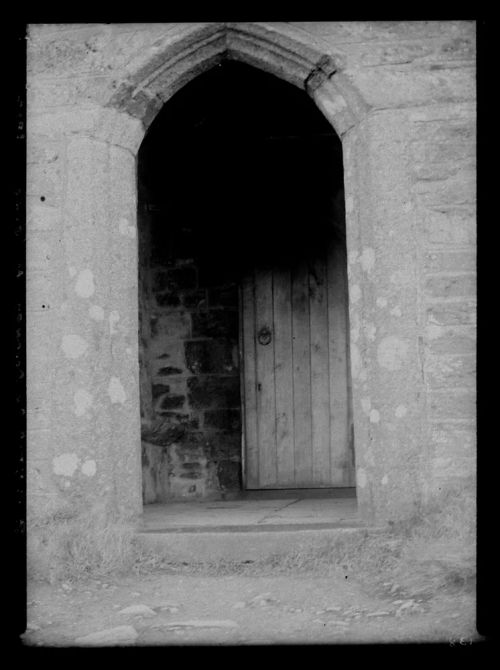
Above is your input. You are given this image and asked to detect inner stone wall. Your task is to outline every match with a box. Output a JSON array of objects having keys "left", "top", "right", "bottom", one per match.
[{"left": 139, "top": 201, "right": 241, "bottom": 501}]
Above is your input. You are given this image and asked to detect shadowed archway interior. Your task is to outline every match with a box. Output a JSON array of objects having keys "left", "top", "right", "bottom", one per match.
[{"left": 137, "top": 60, "right": 352, "bottom": 502}]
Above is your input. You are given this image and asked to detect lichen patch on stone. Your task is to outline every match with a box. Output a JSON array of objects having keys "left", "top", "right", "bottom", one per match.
[
  {"left": 357, "top": 467, "right": 368, "bottom": 489},
  {"left": 360, "top": 247, "right": 375, "bottom": 273},
  {"left": 108, "top": 376, "right": 126, "bottom": 404},
  {"left": 350, "top": 312, "right": 360, "bottom": 343},
  {"left": 377, "top": 336, "right": 409, "bottom": 371},
  {"left": 322, "top": 93, "right": 348, "bottom": 121},
  {"left": 365, "top": 447, "right": 375, "bottom": 466},
  {"left": 350, "top": 284, "right": 361, "bottom": 304},
  {"left": 426, "top": 324, "right": 444, "bottom": 340},
  {"left": 53, "top": 453, "right": 80, "bottom": 477},
  {"left": 75, "top": 269, "right": 95, "bottom": 298},
  {"left": 109, "top": 311, "right": 120, "bottom": 335},
  {"left": 89, "top": 305, "right": 105, "bottom": 321},
  {"left": 350, "top": 343, "right": 362, "bottom": 379},
  {"left": 365, "top": 323, "right": 377, "bottom": 342},
  {"left": 361, "top": 397, "right": 371, "bottom": 414},
  {"left": 61, "top": 334, "right": 88, "bottom": 359},
  {"left": 74, "top": 389, "right": 93, "bottom": 416},
  {"left": 118, "top": 217, "right": 136, "bottom": 238},
  {"left": 81, "top": 459, "right": 97, "bottom": 477}
]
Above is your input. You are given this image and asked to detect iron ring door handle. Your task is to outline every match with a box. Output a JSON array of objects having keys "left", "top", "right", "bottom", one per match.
[{"left": 257, "top": 326, "right": 272, "bottom": 345}]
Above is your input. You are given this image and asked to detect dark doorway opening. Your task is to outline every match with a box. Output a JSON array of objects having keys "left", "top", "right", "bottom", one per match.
[{"left": 137, "top": 60, "right": 352, "bottom": 503}]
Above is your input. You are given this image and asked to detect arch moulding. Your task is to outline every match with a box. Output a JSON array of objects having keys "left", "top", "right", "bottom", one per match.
[{"left": 98, "top": 22, "right": 371, "bottom": 151}]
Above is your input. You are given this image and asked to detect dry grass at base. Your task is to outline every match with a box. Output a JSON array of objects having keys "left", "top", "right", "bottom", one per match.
[
  {"left": 381, "top": 478, "right": 477, "bottom": 598},
  {"left": 129, "top": 530, "right": 402, "bottom": 579},
  {"left": 27, "top": 507, "right": 138, "bottom": 583},
  {"left": 27, "top": 479, "right": 476, "bottom": 597}
]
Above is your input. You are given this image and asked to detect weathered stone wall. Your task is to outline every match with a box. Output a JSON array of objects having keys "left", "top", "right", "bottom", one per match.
[
  {"left": 26, "top": 21, "right": 476, "bottom": 530},
  {"left": 410, "top": 107, "right": 476, "bottom": 493},
  {"left": 139, "top": 203, "right": 241, "bottom": 501}
]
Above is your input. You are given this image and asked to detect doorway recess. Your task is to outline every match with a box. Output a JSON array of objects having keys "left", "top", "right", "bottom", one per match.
[{"left": 137, "top": 61, "right": 354, "bottom": 503}]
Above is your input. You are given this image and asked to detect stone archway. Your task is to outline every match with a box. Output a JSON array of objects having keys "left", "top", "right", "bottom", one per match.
[
  {"left": 101, "top": 22, "right": 372, "bottom": 516},
  {"left": 121, "top": 23, "right": 367, "bottom": 513},
  {"left": 31, "top": 22, "right": 428, "bottom": 527}
]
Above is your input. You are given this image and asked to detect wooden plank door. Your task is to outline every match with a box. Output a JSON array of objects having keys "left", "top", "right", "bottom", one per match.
[{"left": 240, "top": 248, "right": 355, "bottom": 489}]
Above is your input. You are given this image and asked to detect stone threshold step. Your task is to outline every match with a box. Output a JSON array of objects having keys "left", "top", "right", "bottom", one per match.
[
  {"left": 140, "top": 521, "right": 365, "bottom": 534},
  {"left": 235, "top": 487, "right": 357, "bottom": 500},
  {"left": 136, "top": 525, "right": 382, "bottom": 563}
]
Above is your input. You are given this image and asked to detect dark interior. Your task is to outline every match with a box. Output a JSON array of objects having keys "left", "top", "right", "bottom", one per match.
[{"left": 138, "top": 60, "right": 344, "bottom": 282}]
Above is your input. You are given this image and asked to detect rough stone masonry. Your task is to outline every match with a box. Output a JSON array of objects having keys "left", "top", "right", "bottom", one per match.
[{"left": 26, "top": 21, "right": 476, "bottom": 551}]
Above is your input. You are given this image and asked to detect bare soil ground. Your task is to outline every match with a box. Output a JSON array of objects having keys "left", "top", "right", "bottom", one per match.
[{"left": 23, "top": 556, "right": 479, "bottom": 646}]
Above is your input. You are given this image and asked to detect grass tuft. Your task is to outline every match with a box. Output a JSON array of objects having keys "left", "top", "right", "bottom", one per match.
[
  {"left": 28, "top": 508, "right": 138, "bottom": 583},
  {"left": 28, "top": 478, "right": 476, "bottom": 598}
]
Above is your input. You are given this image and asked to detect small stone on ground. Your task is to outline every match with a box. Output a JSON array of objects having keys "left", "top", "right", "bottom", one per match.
[
  {"left": 118, "top": 604, "right": 157, "bottom": 617},
  {"left": 74, "top": 625, "right": 138, "bottom": 646},
  {"left": 161, "top": 619, "right": 239, "bottom": 629}
]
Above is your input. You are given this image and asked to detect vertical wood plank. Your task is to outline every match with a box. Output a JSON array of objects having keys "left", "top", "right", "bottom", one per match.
[
  {"left": 292, "top": 260, "right": 313, "bottom": 485},
  {"left": 255, "top": 267, "right": 277, "bottom": 487},
  {"left": 238, "top": 284, "right": 247, "bottom": 488},
  {"left": 273, "top": 267, "right": 295, "bottom": 486},
  {"left": 327, "top": 239, "right": 351, "bottom": 485},
  {"left": 241, "top": 273, "right": 259, "bottom": 488},
  {"left": 309, "top": 254, "right": 331, "bottom": 485},
  {"left": 344, "top": 282, "right": 356, "bottom": 485}
]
